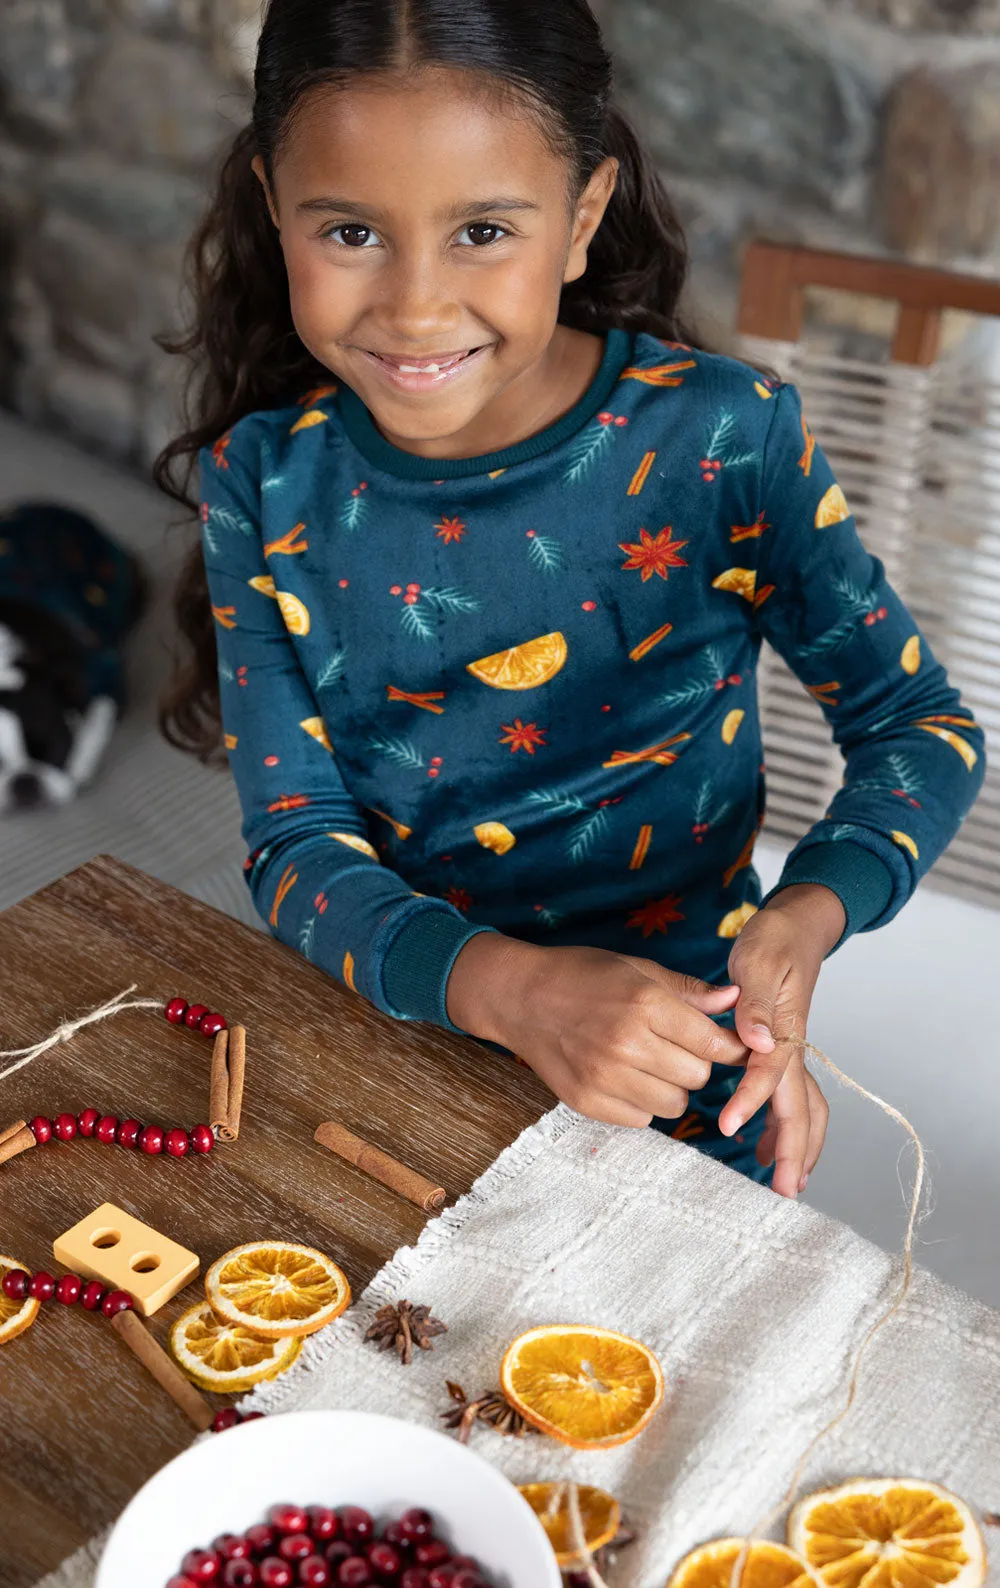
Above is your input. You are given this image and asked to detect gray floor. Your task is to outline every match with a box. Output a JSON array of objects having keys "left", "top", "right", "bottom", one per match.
[{"left": 1, "top": 412, "right": 997, "bottom": 1310}]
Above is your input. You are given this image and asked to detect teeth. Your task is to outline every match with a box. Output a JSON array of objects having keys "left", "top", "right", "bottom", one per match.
[{"left": 380, "top": 350, "right": 472, "bottom": 374}]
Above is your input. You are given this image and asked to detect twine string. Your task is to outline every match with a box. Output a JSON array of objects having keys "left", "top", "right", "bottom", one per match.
[
  {"left": 561, "top": 1481, "right": 611, "bottom": 1588},
  {"left": 0, "top": 985, "right": 164, "bottom": 1083}
]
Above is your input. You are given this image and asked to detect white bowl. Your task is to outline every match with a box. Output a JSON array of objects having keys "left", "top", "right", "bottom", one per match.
[{"left": 96, "top": 1409, "right": 561, "bottom": 1588}]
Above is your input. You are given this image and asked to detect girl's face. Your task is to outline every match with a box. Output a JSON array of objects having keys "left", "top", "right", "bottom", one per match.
[{"left": 255, "top": 68, "right": 617, "bottom": 459}]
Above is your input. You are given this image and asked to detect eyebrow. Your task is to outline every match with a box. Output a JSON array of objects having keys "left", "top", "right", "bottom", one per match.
[{"left": 297, "top": 195, "right": 541, "bottom": 221}]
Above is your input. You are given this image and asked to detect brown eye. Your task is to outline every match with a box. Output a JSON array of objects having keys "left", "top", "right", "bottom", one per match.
[
  {"left": 460, "top": 223, "right": 507, "bottom": 246},
  {"left": 326, "top": 224, "right": 376, "bottom": 247}
]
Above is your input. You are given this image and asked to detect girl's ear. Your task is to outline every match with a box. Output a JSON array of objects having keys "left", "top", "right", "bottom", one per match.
[
  {"left": 563, "top": 157, "right": 618, "bottom": 286},
  {"left": 251, "top": 154, "right": 280, "bottom": 229}
]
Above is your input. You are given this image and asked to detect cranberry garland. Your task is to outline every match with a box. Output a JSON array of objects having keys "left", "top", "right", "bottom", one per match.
[
  {"left": 2, "top": 1264, "right": 135, "bottom": 1316},
  {"left": 16, "top": 995, "right": 228, "bottom": 1159}
]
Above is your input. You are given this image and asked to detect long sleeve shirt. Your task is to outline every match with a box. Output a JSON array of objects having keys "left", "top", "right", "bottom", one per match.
[{"left": 199, "top": 328, "right": 985, "bottom": 1030}]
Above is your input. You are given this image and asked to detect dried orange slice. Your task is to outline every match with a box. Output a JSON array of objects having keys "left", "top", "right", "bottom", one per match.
[
  {"left": 518, "top": 1483, "right": 620, "bottom": 1567},
  {"left": 466, "top": 631, "right": 567, "bottom": 690},
  {"left": 500, "top": 1324, "right": 663, "bottom": 1449},
  {"left": 787, "top": 1478, "right": 986, "bottom": 1588},
  {"left": 668, "top": 1539, "right": 821, "bottom": 1587},
  {"left": 815, "top": 483, "right": 851, "bottom": 528},
  {"left": 712, "top": 568, "right": 757, "bottom": 603},
  {"left": 205, "top": 1241, "right": 351, "bottom": 1339},
  {"left": 170, "top": 1299, "right": 303, "bottom": 1392},
  {"left": 0, "top": 1254, "right": 40, "bottom": 1345}
]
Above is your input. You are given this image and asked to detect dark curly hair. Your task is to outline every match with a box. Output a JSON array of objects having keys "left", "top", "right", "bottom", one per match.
[{"left": 154, "top": 0, "right": 702, "bottom": 763}]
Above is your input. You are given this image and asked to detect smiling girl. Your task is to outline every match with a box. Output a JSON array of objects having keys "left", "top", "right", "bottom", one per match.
[{"left": 157, "top": 0, "right": 983, "bottom": 1198}]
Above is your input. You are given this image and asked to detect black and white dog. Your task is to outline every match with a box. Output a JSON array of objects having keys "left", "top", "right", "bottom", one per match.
[{"left": 0, "top": 503, "right": 147, "bottom": 813}]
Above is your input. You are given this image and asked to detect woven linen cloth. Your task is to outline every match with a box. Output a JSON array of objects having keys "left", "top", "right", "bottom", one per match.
[{"left": 38, "top": 1106, "right": 1000, "bottom": 1588}]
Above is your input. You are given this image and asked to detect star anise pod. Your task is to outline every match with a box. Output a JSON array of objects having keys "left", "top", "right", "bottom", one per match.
[
  {"left": 364, "top": 1300, "right": 448, "bottom": 1366},
  {"left": 441, "top": 1379, "right": 537, "bottom": 1444}
]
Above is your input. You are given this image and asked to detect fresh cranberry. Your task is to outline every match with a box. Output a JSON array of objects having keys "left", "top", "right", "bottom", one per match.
[
  {"left": 28, "top": 1116, "right": 53, "bottom": 1144},
  {"left": 165, "top": 1127, "right": 190, "bottom": 1157},
  {"left": 307, "top": 1509, "right": 339, "bottom": 1542},
  {"left": 139, "top": 1124, "right": 164, "bottom": 1155},
  {"left": 366, "top": 1541, "right": 401, "bottom": 1576},
  {"left": 79, "top": 1280, "right": 106, "bottom": 1310},
  {"left": 336, "top": 1561, "right": 372, "bottom": 1586},
  {"left": 322, "top": 1544, "right": 352, "bottom": 1568},
  {"left": 214, "top": 1535, "right": 254, "bottom": 1562},
  {"left": 212, "top": 1408, "right": 242, "bottom": 1432},
  {"left": 55, "top": 1273, "right": 82, "bottom": 1305},
  {"left": 182, "top": 1549, "right": 222, "bottom": 1582},
  {"left": 269, "top": 1507, "right": 309, "bottom": 1536},
  {"left": 243, "top": 1411, "right": 265, "bottom": 1423},
  {"left": 339, "top": 1510, "right": 374, "bottom": 1546},
  {"left": 246, "top": 1527, "right": 278, "bottom": 1557},
  {"left": 259, "top": 1562, "right": 293, "bottom": 1588},
  {"left": 190, "top": 1123, "right": 215, "bottom": 1154},
  {"left": 222, "top": 1561, "right": 257, "bottom": 1588},
  {"left": 101, "top": 1289, "right": 134, "bottom": 1317},
  {"left": 167, "top": 1579, "right": 199, "bottom": 1588},
  {"left": 116, "top": 1118, "right": 143, "bottom": 1149},
  {"left": 184, "top": 1003, "right": 211, "bottom": 1029},
  {"left": 400, "top": 1573, "right": 430, "bottom": 1588},
  {"left": 200, "top": 1012, "right": 228, "bottom": 1037},
  {"left": 413, "top": 1543, "right": 449, "bottom": 1569},
  {"left": 426, "top": 1569, "right": 456, "bottom": 1588},
  {"left": 29, "top": 1272, "right": 55, "bottom": 1301},
  {"left": 278, "top": 1535, "right": 313, "bottom": 1563},
  {"left": 382, "top": 1523, "right": 409, "bottom": 1551},
  {"left": 165, "top": 996, "right": 189, "bottom": 1024},
  {"left": 2, "top": 1269, "right": 28, "bottom": 1300},
  {"left": 399, "top": 1513, "right": 434, "bottom": 1544},
  {"left": 53, "top": 1112, "right": 78, "bottom": 1141},
  {"left": 94, "top": 1114, "right": 119, "bottom": 1145},
  {"left": 298, "top": 1558, "right": 331, "bottom": 1587},
  {"left": 77, "top": 1107, "right": 101, "bottom": 1136},
  {"left": 449, "top": 1574, "right": 484, "bottom": 1588}
]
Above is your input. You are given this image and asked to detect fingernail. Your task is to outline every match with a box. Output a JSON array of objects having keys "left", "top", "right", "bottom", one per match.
[
  {"left": 723, "top": 1115, "right": 743, "bottom": 1137},
  {"left": 751, "top": 1022, "right": 773, "bottom": 1039}
]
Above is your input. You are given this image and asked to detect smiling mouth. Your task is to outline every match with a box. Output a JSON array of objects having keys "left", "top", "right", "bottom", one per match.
[{"left": 365, "top": 347, "right": 487, "bottom": 374}]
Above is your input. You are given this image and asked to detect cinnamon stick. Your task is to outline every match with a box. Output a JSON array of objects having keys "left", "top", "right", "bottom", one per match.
[
  {"left": 314, "top": 1120, "right": 446, "bottom": 1212},
  {"left": 110, "top": 1310, "right": 214, "bottom": 1431},
  {"left": 209, "top": 1028, "right": 229, "bottom": 1137},
  {"left": 0, "top": 1119, "right": 28, "bottom": 1146},
  {"left": 0, "top": 1124, "right": 37, "bottom": 1166},
  {"left": 220, "top": 1024, "right": 246, "bottom": 1142}
]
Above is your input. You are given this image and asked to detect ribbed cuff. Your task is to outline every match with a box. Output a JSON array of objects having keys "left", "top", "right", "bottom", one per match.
[
  {"left": 381, "top": 909, "right": 497, "bottom": 1029},
  {"left": 764, "top": 841, "right": 894, "bottom": 948}
]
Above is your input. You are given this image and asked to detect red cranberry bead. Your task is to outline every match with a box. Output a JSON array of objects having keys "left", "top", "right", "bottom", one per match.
[
  {"left": 414, "top": 1543, "right": 449, "bottom": 1568},
  {"left": 167, "top": 1579, "right": 200, "bottom": 1588},
  {"left": 164, "top": 1127, "right": 190, "bottom": 1157},
  {"left": 2, "top": 1268, "right": 29, "bottom": 1300},
  {"left": 29, "top": 1271, "right": 55, "bottom": 1301},
  {"left": 200, "top": 1011, "right": 228, "bottom": 1037},
  {"left": 259, "top": 1562, "right": 294, "bottom": 1588},
  {"left": 116, "top": 1118, "right": 143, "bottom": 1149},
  {"left": 307, "top": 1509, "right": 339, "bottom": 1542},
  {"left": 399, "top": 1513, "right": 434, "bottom": 1544},
  {"left": 245, "top": 1526, "right": 278, "bottom": 1557},
  {"left": 190, "top": 1123, "right": 215, "bottom": 1154},
  {"left": 79, "top": 1279, "right": 106, "bottom": 1310},
  {"left": 184, "top": 1002, "right": 211, "bottom": 1030},
  {"left": 29, "top": 1116, "right": 53, "bottom": 1145},
  {"left": 400, "top": 1573, "right": 430, "bottom": 1588},
  {"left": 278, "top": 1535, "right": 313, "bottom": 1564},
  {"left": 298, "top": 1559, "right": 330, "bottom": 1588},
  {"left": 366, "top": 1542, "right": 401, "bottom": 1576},
  {"left": 139, "top": 1124, "right": 164, "bottom": 1154},
  {"left": 182, "top": 1550, "right": 222, "bottom": 1582},
  {"left": 339, "top": 1509, "right": 374, "bottom": 1546},
  {"left": 94, "top": 1114, "right": 119, "bottom": 1145},
  {"left": 215, "top": 1536, "right": 254, "bottom": 1562},
  {"left": 242, "top": 1410, "right": 265, "bottom": 1422},
  {"left": 53, "top": 1112, "right": 78, "bottom": 1141},
  {"left": 165, "top": 996, "right": 189, "bottom": 1024},
  {"left": 77, "top": 1107, "right": 101, "bottom": 1136},
  {"left": 337, "top": 1562, "right": 372, "bottom": 1586},
  {"left": 223, "top": 1561, "right": 258, "bottom": 1588},
  {"left": 55, "top": 1273, "right": 82, "bottom": 1305},
  {"left": 322, "top": 1544, "right": 352, "bottom": 1569},
  {"left": 270, "top": 1507, "right": 310, "bottom": 1536},
  {"left": 211, "top": 1407, "right": 242, "bottom": 1432},
  {"left": 101, "top": 1289, "right": 134, "bottom": 1317}
]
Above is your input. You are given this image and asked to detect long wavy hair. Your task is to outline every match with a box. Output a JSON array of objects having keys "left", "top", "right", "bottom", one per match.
[{"left": 155, "top": 0, "right": 702, "bottom": 763}]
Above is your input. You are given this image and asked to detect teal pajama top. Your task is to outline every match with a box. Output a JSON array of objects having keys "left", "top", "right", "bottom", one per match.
[{"left": 200, "top": 329, "right": 984, "bottom": 1054}]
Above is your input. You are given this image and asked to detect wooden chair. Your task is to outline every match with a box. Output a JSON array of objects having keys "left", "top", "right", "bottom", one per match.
[{"left": 736, "top": 242, "right": 1000, "bottom": 909}]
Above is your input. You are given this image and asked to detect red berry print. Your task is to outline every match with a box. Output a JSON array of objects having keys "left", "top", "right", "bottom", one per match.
[
  {"left": 601, "top": 704, "right": 611, "bottom": 712},
  {"left": 525, "top": 529, "right": 536, "bottom": 538},
  {"left": 314, "top": 892, "right": 328, "bottom": 914},
  {"left": 264, "top": 755, "right": 279, "bottom": 767},
  {"left": 597, "top": 411, "right": 613, "bottom": 425},
  {"left": 338, "top": 579, "right": 349, "bottom": 588},
  {"left": 389, "top": 585, "right": 402, "bottom": 596},
  {"left": 614, "top": 415, "right": 628, "bottom": 426},
  {"left": 581, "top": 600, "right": 596, "bottom": 612}
]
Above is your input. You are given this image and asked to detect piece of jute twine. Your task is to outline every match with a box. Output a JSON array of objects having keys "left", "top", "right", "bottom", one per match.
[{"left": 1, "top": 993, "right": 927, "bottom": 1586}]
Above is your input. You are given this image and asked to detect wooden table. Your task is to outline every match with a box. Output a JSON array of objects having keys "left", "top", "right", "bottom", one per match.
[{"left": 0, "top": 856, "right": 552, "bottom": 1588}]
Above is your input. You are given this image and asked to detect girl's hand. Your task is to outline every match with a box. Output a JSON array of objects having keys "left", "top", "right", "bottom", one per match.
[
  {"left": 446, "top": 935, "right": 748, "bottom": 1127},
  {"left": 718, "top": 883, "right": 845, "bottom": 1197}
]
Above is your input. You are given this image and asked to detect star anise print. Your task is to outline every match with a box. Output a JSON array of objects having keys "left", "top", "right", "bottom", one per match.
[
  {"left": 499, "top": 719, "right": 547, "bottom": 754},
  {"left": 435, "top": 516, "right": 467, "bottom": 544},
  {"left": 619, "top": 526, "right": 689, "bottom": 582},
  {"left": 626, "top": 893, "right": 685, "bottom": 937}
]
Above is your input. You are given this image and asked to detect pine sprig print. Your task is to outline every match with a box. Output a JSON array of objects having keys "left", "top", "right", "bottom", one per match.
[
  {"left": 660, "top": 646, "right": 726, "bottom": 709},
  {"left": 421, "top": 586, "right": 481, "bottom": 614},
  {"left": 533, "top": 905, "right": 564, "bottom": 928},
  {"left": 400, "top": 601, "right": 435, "bottom": 641},
  {"left": 854, "top": 752, "right": 923, "bottom": 805},
  {"left": 205, "top": 503, "right": 255, "bottom": 539},
  {"left": 800, "top": 578, "right": 879, "bottom": 657},
  {"left": 340, "top": 488, "right": 369, "bottom": 533},
  {"left": 701, "top": 410, "right": 761, "bottom": 479},
  {"left": 260, "top": 437, "right": 284, "bottom": 497},
  {"left": 218, "top": 657, "right": 234, "bottom": 684},
  {"left": 705, "top": 412, "right": 736, "bottom": 460},
  {"left": 564, "top": 420, "right": 613, "bottom": 484},
  {"left": 526, "top": 532, "right": 565, "bottom": 573},
  {"left": 568, "top": 806, "right": 610, "bottom": 863},
  {"left": 298, "top": 916, "right": 316, "bottom": 960},
  {"left": 317, "top": 650, "right": 347, "bottom": 690},
  {"left": 368, "top": 733, "right": 426, "bottom": 771},
  {"left": 525, "top": 789, "right": 587, "bottom": 817}
]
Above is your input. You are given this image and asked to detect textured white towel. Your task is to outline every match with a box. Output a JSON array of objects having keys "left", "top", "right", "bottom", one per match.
[{"left": 39, "top": 1107, "right": 1000, "bottom": 1588}]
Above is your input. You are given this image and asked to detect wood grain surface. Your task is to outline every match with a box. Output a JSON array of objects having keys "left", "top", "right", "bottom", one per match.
[{"left": 0, "top": 855, "right": 552, "bottom": 1588}]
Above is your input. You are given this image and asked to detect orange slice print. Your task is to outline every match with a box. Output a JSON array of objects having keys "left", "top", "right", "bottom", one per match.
[
  {"left": 290, "top": 409, "right": 328, "bottom": 434},
  {"left": 815, "top": 483, "right": 850, "bottom": 528},
  {"left": 467, "top": 632, "right": 567, "bottom": 690}
]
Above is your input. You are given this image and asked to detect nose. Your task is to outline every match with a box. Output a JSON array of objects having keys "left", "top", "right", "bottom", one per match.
[
  {"left": 10, "top": 771, "right": 42, "bottom": 809},
  {"left": 377, "top": 253, "right": 462, "bottom": 345}
]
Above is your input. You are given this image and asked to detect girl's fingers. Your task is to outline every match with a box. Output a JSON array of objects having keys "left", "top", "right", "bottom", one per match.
[
  {"left": 623, "top": 957, "right": 742, "bottom": 1016},
  {"left": 573, "top": 1092, "right": 656, "bottom": 1129},
  {"left": 645, "top": 998, "right": 749, "bottom": 1071},
  {"left": 802, "top": 1069, "right": 829, "bottom": 1182},
  {"left": 767, "top": 1059, "right": 811, "bottom": 1199}
]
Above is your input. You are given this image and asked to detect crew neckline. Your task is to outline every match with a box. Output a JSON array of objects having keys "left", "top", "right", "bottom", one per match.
[{"left": 336, "top": 327, "right": 634, "bottom": 480}]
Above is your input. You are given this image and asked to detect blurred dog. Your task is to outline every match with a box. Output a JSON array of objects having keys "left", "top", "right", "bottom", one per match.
[{"left": 0, "top": 503, "right": 147, "bottom": 813}]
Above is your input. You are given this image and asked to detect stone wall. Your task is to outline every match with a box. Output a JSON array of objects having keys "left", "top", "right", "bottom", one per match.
[{"left": 1, "top": 0, "right": 999, "bottom": 467}]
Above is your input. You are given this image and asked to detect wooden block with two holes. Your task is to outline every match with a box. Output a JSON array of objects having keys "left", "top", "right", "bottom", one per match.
[{"left": 52, "top": 1203, "right": 199, "bottom": 1317}]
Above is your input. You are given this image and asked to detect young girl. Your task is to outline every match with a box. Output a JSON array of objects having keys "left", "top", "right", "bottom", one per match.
[{"left": 157, "top": 0, "right": 984, "bottom": 1202}]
